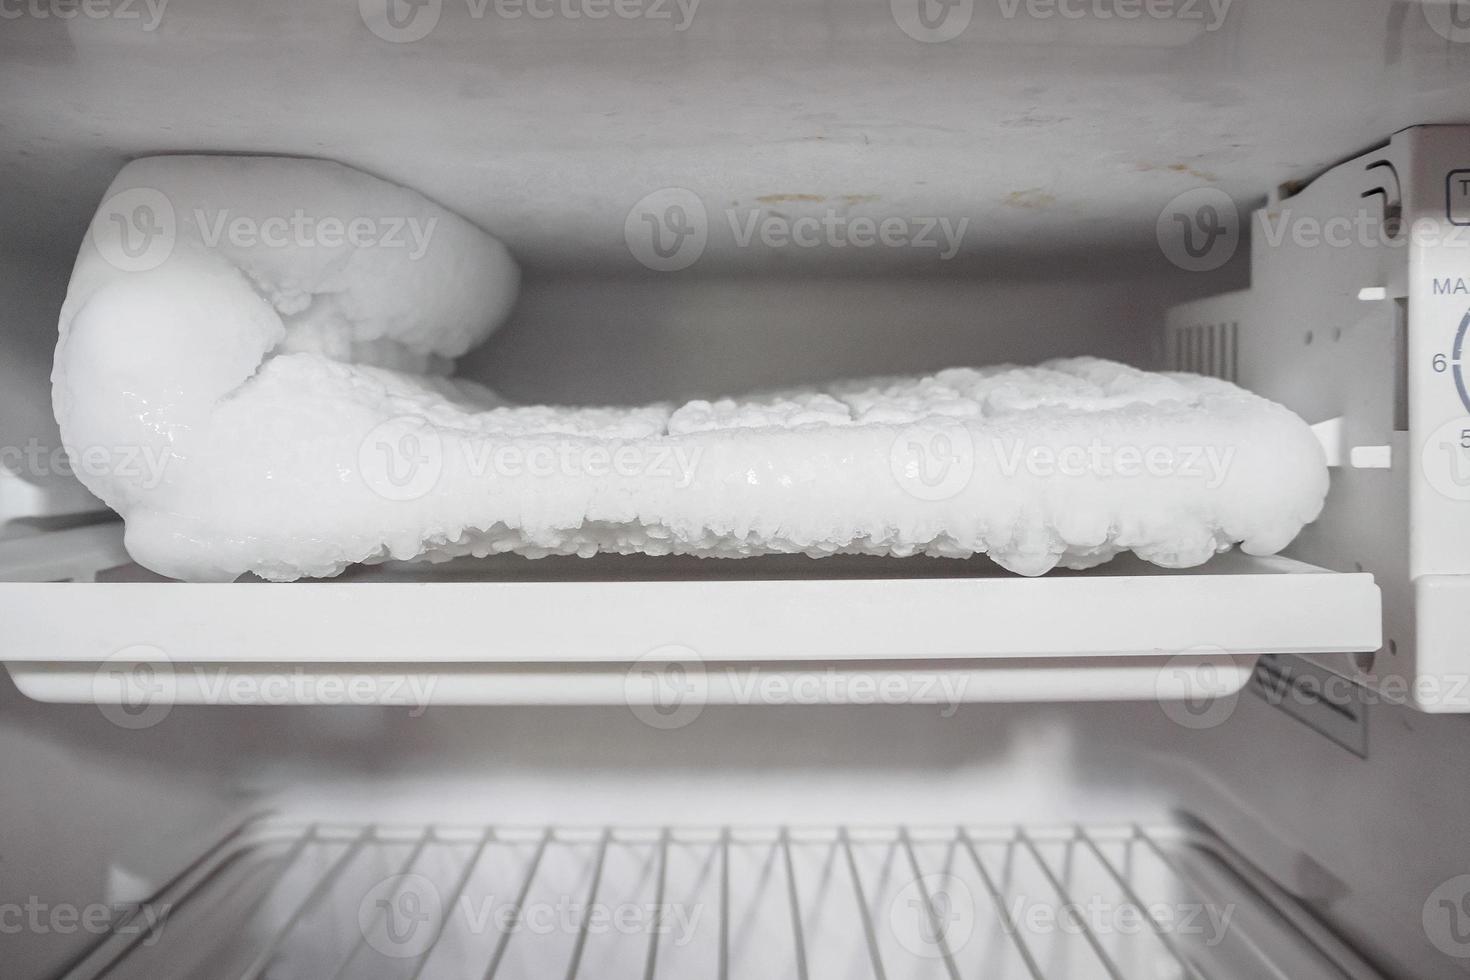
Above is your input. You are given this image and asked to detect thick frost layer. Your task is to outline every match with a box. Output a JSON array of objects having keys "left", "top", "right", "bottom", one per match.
[{"left": 55, "top": 157, "right": 1328, "bottom": 582}]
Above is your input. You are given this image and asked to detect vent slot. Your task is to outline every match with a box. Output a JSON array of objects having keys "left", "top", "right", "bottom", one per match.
[{"left": 1168, "top": 320, "right": 1239, "bottom": 381}]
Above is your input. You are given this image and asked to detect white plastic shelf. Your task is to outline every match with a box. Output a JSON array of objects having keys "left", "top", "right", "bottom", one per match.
[
  {"left": 0, "top": 524, "right": 1381, "bottom": 705},
  {"left": 57, "top": 818, "right": 1385, "bottom": 980}
]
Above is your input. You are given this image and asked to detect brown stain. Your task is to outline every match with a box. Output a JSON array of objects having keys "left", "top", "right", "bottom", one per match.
[
  {"left": 1003, "top": 188, "right": 1056, "bottom": 210},
  {"left": 755, "top": 193, "right": 827, "bottom": 204},
  {"left": 1138, "top": 161, "right": 1220, "bottom": 182},
  {"left": 1169, "top": 162, "right": 1220, "bottom": 181}
]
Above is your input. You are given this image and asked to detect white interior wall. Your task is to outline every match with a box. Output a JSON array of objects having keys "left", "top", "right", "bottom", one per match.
[
  {"left": 463, "top": 254, "right": 1218, "bottom": 405},
  {"left": 4, "top": 2, "right": 1470, "bottom": 977}
]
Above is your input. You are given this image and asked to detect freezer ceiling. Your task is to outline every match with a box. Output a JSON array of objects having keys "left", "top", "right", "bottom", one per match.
[{"left": 2, "top": 0, "right": 1469, "bottom": 272}]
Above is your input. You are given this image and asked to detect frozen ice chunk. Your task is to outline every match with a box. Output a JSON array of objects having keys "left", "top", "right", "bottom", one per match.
[{"left": 54, "top": 157, "right": 1328, "bottom": 582}]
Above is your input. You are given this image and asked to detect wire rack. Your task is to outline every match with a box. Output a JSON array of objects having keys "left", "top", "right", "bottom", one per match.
[{"left": 60, "top": 820, "right": 1381, "bottom": 980}]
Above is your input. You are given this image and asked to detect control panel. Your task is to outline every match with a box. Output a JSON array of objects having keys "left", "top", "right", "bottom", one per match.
[{"left": 1168, "top": 125, "right": 1470, "bottom": 711}]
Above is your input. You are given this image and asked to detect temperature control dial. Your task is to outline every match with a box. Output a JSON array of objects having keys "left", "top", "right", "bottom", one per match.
[{"left": 1449, "top": 308, "right": 1470, "bottom": 414}]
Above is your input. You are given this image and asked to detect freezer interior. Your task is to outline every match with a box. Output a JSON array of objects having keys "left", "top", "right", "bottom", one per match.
[{"left": 4, "top": 1, "right": 1470, "bottom": 977}]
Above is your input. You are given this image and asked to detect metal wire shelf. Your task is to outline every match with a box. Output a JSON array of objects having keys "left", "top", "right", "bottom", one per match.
[{"left": 60, "top": 820, "right": 1383, "bottom": 980}]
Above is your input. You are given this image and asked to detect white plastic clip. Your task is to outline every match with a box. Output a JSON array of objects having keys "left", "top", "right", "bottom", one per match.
[
  {"left": 1309, "top": 417, "right": 1391, "bottom": 468},
  {"left": 1349, "top": 445, "right": 1392, "bottom": 469},
  {"left": 1311, "top": 417, "right": 1344, "bottom": 467}
]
